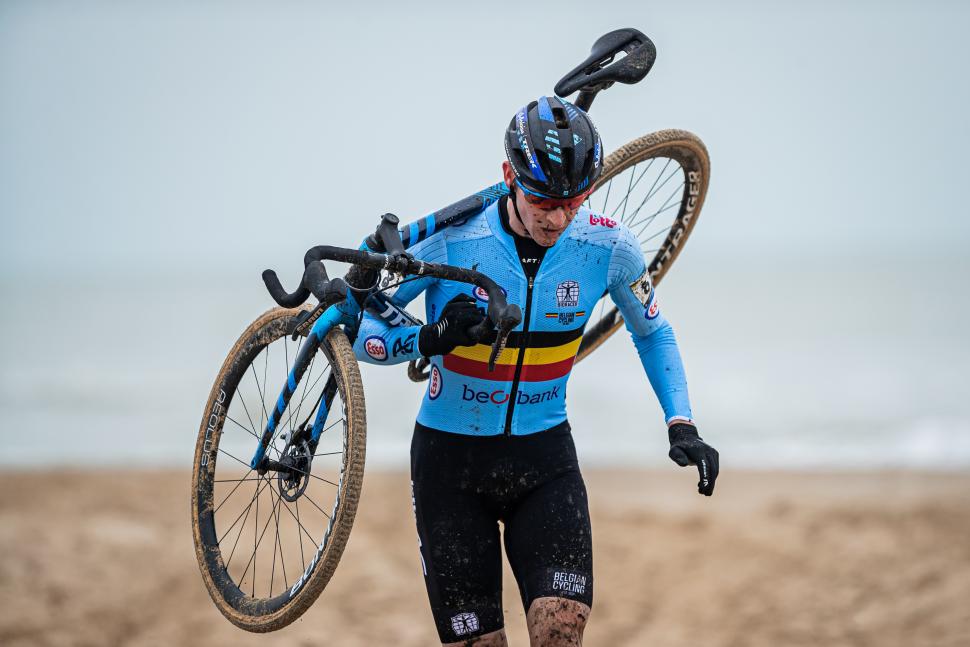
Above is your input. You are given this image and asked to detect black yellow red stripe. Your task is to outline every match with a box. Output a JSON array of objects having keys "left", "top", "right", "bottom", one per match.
[
  {"left": 545, "top": 311, "right": 586, "bottom": 318},
  {"left": 443, "top": 327, "right": 584, "bottom": 381}
]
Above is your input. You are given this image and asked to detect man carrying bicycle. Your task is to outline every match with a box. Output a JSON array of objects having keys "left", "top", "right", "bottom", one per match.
[{"left": 354, "top": 96, "right": 718, "bottom": 646}]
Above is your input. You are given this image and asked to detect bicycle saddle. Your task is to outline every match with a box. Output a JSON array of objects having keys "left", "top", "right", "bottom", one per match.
[{"left": 554, "top": 28, "right": 656, "bottom": 97}]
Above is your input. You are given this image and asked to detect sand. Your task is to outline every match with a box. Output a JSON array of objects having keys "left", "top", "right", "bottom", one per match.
[{"left": 1, "top": 468, "right": 968, "bottom": 647}]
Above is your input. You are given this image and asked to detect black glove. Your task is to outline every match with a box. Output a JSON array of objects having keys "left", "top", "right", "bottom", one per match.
[
  {"left": 418, "top": 294, "right": 488, "bottom": 357},
  {"left": 668, "top": 422, "right": 719, "bottom": 496}
]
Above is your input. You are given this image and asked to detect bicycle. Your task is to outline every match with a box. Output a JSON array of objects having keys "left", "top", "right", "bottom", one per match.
[{"left": 190, "top": 27, "right": 710, "bottom": 632}]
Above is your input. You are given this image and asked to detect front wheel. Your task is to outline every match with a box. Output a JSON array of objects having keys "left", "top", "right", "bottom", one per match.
[
  {"left": 576, "top": 129, "right": 710, "bottom": 362},
  {"left": 191, "top": 306, "right": 366, "bottom": 632}
]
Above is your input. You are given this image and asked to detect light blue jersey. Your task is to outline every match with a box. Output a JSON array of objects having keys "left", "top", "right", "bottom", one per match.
[{"left": 352, "top": 199, "right": 693, "bottom": 436}]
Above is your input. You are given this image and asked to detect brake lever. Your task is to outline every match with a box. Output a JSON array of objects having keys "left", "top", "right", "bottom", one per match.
[{"left": 487, "top": 323, "right": 514, "bottom": 372}]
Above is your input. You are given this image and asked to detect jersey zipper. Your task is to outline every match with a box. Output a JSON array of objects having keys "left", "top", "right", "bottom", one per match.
[{"left": 503, "top": 275, "right": 534, "bottom": 436}]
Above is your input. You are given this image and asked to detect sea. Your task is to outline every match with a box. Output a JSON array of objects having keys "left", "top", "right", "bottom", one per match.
[{"left": 1, "top": 252, "right": 968, "bottom": 471}]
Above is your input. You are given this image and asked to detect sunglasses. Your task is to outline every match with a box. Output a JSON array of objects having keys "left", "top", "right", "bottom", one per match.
[{"left": 515, "top": 179, "right": 592, "bottom": 211}]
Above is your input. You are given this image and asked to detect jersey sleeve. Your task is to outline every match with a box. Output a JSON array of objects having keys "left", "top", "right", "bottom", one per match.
[
  {"left": 352, "top": 233, "right": 444, "bottom": 366},
  {"left": 606, "top": 227, "right": 694, "bottom": 424}
]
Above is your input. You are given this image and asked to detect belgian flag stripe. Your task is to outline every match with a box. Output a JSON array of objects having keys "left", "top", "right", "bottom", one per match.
[{"left": 443, "top": 353, "right": 576, "bottom": 382}]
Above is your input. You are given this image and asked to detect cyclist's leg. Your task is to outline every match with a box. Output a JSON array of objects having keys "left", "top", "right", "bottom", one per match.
[
  {"left": 503, "top": 445, "right": 593, "bottom": 646},
  {"left": 444, "top": 628, "right": 508, "bottom": 647},
  {"left": 526, "top": 597, "right": 590, "bottom": 647},
  {"left": 411, "top": 426, "right": 507, "bottom": 644}
]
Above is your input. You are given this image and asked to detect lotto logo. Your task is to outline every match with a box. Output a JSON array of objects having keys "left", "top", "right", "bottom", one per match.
[
  {"left": 429, "top": 365, "right": 443, "bottom": 400},
  {"left": 645, "top": 296, "right": 660, "bottom": 320},
  {"left": 364, "top": 336, "right": 387, "bottom": 361},
  {"left": 451, "top": 612, "right": 480, "bottom": 637},
  {"left": 589, "top": 213, "right": 616, "bottom": 228}
]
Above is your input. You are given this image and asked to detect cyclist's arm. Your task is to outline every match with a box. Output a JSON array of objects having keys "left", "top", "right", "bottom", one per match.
[
  {"left": 606, "top": 230, "right": 693, "bottom": 425},
  {"left": 352, "top": 235, "right": 444, "bottom": 366}
]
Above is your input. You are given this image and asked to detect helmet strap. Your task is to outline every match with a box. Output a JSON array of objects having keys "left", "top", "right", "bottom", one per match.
[{"left": 509, "top": 189, "right": 532, "bottom": 240}]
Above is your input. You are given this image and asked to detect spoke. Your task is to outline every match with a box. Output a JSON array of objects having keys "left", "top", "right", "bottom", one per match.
[
  {"left": 632, "top": 202, "right": 681, "bottom": 241},
  {"left": 284, "top": 337, "right": 295, "bottom": 439},
  {"left": 635, "top": 166, "right": 679, "bottom": 218},
  {"left": 608, "top": 160, "right": 655, "bottom": 221},
  {"left": 313, "top": 451, "right": 343, "bottom": 458},
  {"left": 285, "top": 461, "right": 340, "bottom": 488},
  {"left": 619, "top": 162, "right": 637, "bottom": 222},
  {"left": 226, "top": 412, "right": 281, "bottom": 460},
  {"left": 289, "top": 345, "right": 314, "bottom": 438},
  {"left": 640, "top": 224, "right": 675, "bottom": 246},
  {"left": 253, "top": 476, "right": 259, "bottom": 596},
  {"left": 214, "top": 476, "right": 264, "bottom": 483},
  {"left": 218, "top": 447, "right": 254, "bottom": 471},
  {"left": 269, "top": 486, "right": 286, "bottom": 597},
  {"left": 275, "top": 492, "right": 288, "bottom": 591},
  {"left": 233, "top": 383, "right": 259, "bottom": 437},
  {"left": 214, "top": 466, "right": 255, "bottom": 514},
  {"left": 302, "top": 491, "right": 334, "bottom": 521},
  {"left": 222, "top": 476, "right": 270, "bottom": 563},
  {"left": 262, "top": 343, "right": 271, "bottom": 431},
  {"left": 236, "top": 480, "right": 284, "bottom": 596},
  {"left": 600, "top": 175, "right": 613, "bottom": 213},
  {"left": 295, "top": 499, "right": 306, "bottom": 572},
  {"left": 629, "top": 189, "right": 683, "bottom": 236},
  {"left": 278, "top": 492, "right": 320, "bottom": 546},
  {"left": 277, "top": 365, "right": 330, "bottom": 436},
  {"left": 620, "top": 159, "right": 671, "bottom": 224},
  {"left": 627, "top": 172, "right": 683, "bottom": 231},
  {"left": 225, "top": 414, "right": 260, "bottom": 441},
  {"left": 250, "top": 363, "right": 271, "bottom": 437}
]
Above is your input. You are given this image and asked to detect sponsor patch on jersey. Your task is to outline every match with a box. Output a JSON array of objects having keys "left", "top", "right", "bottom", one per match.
[
  {"left": 429, "top": 364, "right": 443, "bottom": 400},
  {"left": 589, "top": 213, "right": 616, "bottom": 228},
  {"left": 472, "top": 285, "right": 507, "bottom": 303},
  {"left": 556, "top": 280, "right": 580, "bottom": 308},
  {"left": 645, "top": 294, "right": 660, "bottom": 320},
  {"left": 629, "top": 269, "right": 654, "bottom": 308},
  {"left": 545, "top": 311, "right": 586, "bottom": 325},
  {"left": 363, "top": 336, "right": 388, "bottom": 361}
]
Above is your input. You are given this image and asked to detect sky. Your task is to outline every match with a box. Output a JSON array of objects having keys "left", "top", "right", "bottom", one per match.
[{"left": 2, "top": 0, "right": 967, "bottom": 277}]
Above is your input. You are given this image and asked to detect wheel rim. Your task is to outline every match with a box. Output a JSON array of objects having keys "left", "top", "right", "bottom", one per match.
[
  {"left": 577, "top": 133, "right": 708, "bottom": 361},
  {"left": 199, "top": 316, "right": 350, "bottom": 615}
]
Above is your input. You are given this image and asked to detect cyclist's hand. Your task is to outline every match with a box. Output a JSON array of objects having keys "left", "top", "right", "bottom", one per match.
[
  {"left": 667, "top": 422, "right": 719, "bottom": 496},
  {"left": 418, "top": 294, "right": 489, "bottom": 357}
]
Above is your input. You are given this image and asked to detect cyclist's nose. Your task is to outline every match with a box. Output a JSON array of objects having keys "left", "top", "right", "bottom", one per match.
[{"left": 546, "top": 208, "right": 568, "bottom": 228}]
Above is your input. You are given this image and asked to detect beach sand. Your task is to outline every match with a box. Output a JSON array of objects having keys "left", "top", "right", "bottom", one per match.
[{"left": 1, "top": 469, "right": 968, "bottom": 647}]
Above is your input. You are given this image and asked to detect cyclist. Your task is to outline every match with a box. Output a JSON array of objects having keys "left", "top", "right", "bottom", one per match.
[{"left": 354, "top": 96, "right": 719, "bottom": 646}]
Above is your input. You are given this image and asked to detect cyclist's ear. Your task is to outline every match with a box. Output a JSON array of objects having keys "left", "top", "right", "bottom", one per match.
[{"left": 502, "top": 160, "right": 516, "bottom": 189}]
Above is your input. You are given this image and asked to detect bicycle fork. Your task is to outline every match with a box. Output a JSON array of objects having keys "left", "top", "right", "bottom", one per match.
[{"left": 249, "top": 301, "right": 359, "bottom": 471}]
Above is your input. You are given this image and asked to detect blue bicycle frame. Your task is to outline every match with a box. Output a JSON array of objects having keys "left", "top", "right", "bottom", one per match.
[{"left": 247, "top": 182, "right": 513, "bottom": 471}]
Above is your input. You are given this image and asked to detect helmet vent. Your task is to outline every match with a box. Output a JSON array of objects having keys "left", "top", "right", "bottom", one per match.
[{"left": 552, "top": 107, "right": 569, "bottom": 129}]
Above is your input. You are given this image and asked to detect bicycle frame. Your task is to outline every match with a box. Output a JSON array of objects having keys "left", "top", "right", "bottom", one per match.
[
  {"left": 247, "top": 183, "right": 516, "bottom": 471},
  {"left": 247, "top": 26, "right": 659, "bottom": 473}
]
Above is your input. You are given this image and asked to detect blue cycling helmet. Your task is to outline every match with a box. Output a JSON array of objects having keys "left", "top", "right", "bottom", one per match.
[{"left": 504, "top": 96, "right": 603, "bottom": 199}]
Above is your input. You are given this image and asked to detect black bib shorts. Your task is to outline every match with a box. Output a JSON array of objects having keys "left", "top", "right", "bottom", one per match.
[{"left": 410, "top": 423, "right": 593, "bottom": 643}]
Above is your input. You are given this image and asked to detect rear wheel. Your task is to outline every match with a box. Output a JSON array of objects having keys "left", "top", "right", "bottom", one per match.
[
  {"left": 576, "top": 129, "right": 710, "bottom": 362},
  {"left": 191, "top": 306, "right": 366, "bottom": 632}
]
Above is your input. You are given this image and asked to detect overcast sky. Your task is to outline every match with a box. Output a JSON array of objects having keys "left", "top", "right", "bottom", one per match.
[{"left": 2, "top": 0, "right": 967, "bottom": 279}]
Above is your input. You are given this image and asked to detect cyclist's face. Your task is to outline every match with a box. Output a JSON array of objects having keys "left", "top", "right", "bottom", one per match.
[{"left": 502, "top": 162, "right": 581, "bottom": 247}]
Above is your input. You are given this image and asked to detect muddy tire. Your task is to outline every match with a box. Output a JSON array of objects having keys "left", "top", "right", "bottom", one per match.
[
  {"left": 191, "top": 306, "right": 366, "bottom": 632},
  {"left": 576, "top": 129, "right": 710, "bottom": 362}
]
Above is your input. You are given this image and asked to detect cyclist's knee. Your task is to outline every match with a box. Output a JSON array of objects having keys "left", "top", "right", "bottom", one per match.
[
  {"left": 526, "top": 597, "right": 590, "bottom": 647},
  {"left": 443, "top": 627, "right": 508, "bottom": 646}
]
